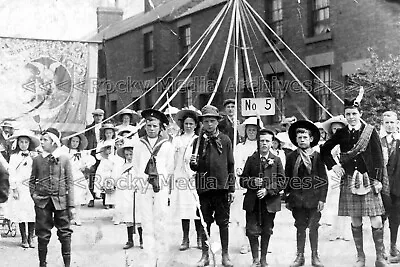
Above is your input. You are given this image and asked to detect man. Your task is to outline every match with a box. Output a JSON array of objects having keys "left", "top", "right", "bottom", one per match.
[
  {"left": 240, "top": 129, "right": 286, "bottom": 267},
  {"left": 190, "top": 105, "right": 235, "bottom": 267},
  {"left": 29, "top": 128, "right": 74, "bottom": 267},
  {"left": 320, "top": 96, "right": 389, "bottom": 267},
  {"left": 218, "top": 99, "right": 241, "bottom": 144},
  {"left": 285, "top": 121, "right": 327, "bottom": 267},
  {"left": 0, "top": 121, "right": 14, "bottom": 162},
  {"left": 84, "top": 108, "right": 104, "bottom": 206},
  {"left": 0, "top": 158, "right": 9, "bottom": 203},
  {"left": 381, "top": 111, "right": 400, "bottom": 263}
]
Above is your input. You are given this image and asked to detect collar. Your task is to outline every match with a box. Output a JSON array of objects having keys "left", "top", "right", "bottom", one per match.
[
  {"left": 260, "top": 152, "right": 270, "bottom": 159},
  {"left": 42, "top": 147, "right": 62, "bottom": 159},
  {"left": 348, "top": 122, "right": 362, "bottom": 131}
]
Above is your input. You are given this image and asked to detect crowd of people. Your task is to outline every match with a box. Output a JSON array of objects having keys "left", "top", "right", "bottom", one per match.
[{"left": 0, "top": 93, "right": 399, "bottom": 267}]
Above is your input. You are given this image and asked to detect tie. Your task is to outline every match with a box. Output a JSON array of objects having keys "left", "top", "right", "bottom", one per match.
[
  {"left": 73, "top": 152, "right": 81, "bottom": 161},
  {"left": 261, "top": 156, "right": 267, "bottom": 171},
  {"left": 21, "top": 152, "right": 29, "bottom": 157},
  {"left": 47, "top": 154, "right": 58, "bottom": 165}
]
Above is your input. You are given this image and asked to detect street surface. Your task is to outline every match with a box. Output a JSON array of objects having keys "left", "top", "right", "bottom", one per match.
[{"left": 1, "top": 201, "right": 398, "bottom": 267}]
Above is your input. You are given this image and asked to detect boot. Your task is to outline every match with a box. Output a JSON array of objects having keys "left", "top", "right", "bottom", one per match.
[
  {"left": 260, "top": 234, "right": 270, "bottom": 267},
  {"left": 290, "top": 229, "right": 306, "bottom": 267},
  {"left": 248, "top": 236, "right": 259, "bottom": 264},
  {"left": 38, "top": 245, "right": 47, "bottom": 267},
  {"left": 28, "top": 222, "right": 35, "bottom": 248},
  {"left": 196, "top": 224, "right": 210, "bottom": 267},
  {"left": 352, "top": 225, "right": 365, "bottom": 267},
  {"left": 220, "top": 225, "right": 233, "bottom": 267},
  {"left": 195, "top": 219, "right": 202, "bottom": 249},
  {"left": 179, "top": 219, "right": 190, "bottom": 251},
  {"left": 372, "top": 227, "right": 389, "bottom": 267},
  {"left": 61, "top": 240, "right": 71, "bottom": 267},
  {"left": 310, "top": 228, "right": 323, "bottom": 267},
  {"left": 138, "top": 226, "right": 143, "bottom": 249},
  {"left": 19, "top": 223, "right": 29, "bottom": 248},
  {"left": 123, "top": 226, "right": 134, "bottom": 249},
  {"left": 196, "top": 251, "right": 210, "bottom": 267},
  {"left": 390, "top": 243, "right": 400, "bottom": 263},
  {"left": 88, "top": 199, "right": 94, "bottom": 207}
]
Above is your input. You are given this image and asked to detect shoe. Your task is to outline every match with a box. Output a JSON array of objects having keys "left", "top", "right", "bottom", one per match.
[
  {"left": 196, "top": 252, "right": 210, "bottom": 267},
  {"left": 251, "top": 259, "right": 261, "bottom": 267},
  {"left": 240, "top": 244, "right": 249, "bottom": 254},
  {"left": 311, "top": 251, "right": 324, "bottom": 267},
  {"left": 222, "top": 253, "right": 234, "bottom": 267},
  {"left": 88, "top": 200, "right": 94, "bottom": 207},
  {"left": 290, "top": 253, "right": 305, "bottom": 267},
  {"left": 179, "top": 238, "right": 189, "bottom": 251},
  {"left": 21, "top": 241, "right": 29, "bottom": 248},
  {"left": 28, "top": 236, "right": 36, "bottom": 248},
  {"left": 123, "top": 241, "right": 134, "bottom": 249},
  {"left": 75, "top": 220, "right": 82, "bottom": 226}
]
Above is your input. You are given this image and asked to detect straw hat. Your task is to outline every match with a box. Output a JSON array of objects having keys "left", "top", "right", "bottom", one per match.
[
  {"left": 164, "top": 106, "right": 180, "bottom": 115},
  {"left": 116, "top": 140, "right": 135, "bottom": 158},
  {"left": 62, "top": 132, "right": 88, "bottom": 150},
  {"left": 100, "top": 123, "right": 118, "bottom": 132},
  {"left": 322, "top": 115, "right": 348, "bottom": 134},
  {"left": 92, "top": 109, "right": 105, "bottom": 116},
  {"left": 242, "top": 117, "right": 264, "bottom": 128},
  {"left": 176, "top": 109, "right": 199, "bottom": 123},
  {"left": 8, "top": 129, "right": 40, "bottom": 151},
  {"left": 98, "top": 139, "right": 115, "bottom": 152}
]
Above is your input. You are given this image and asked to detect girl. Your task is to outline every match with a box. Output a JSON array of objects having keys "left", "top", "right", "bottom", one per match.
[
  {"left": 8, "top": 130, "right": 40, "bottom": 248},
  {"left": 117, "top": 109, "right": 139, "bottom": 132},
  {"left": 115, "top": 140, "right": 143, "bottom": 249},
  {"left": 96, "top": 123, "right": 118, "bottom": 159},
  {"left": 233, "top": 117, "right": 263, "bottom": 254},
  {"left": 171, "top": 109, "right": 201, "bottom": 251},
  {"left": 61, "top": 133, "right": 96, "bottom": 226}
]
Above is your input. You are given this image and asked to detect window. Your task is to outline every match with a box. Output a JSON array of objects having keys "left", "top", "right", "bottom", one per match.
[
  {"left": 312, "top": 66, "right": 331, "bottom": 120},
  {"left": 312, "top": 0, "right": 330, "bottom": 36},
  {"left": 266, "top": 73, "right": 285, "bottom": 122},
  {"left": 179, "top": 25, "right": 191, "bottom": 64},
  {"left": 110, "top": 100, "right": 118, "bottom": 116},
  {"left": 99, "top": 95, "right": 106, "bottom": 112},
  {"left": 265, "top": 0, "right": 283, "bottom": 42},
  {"left": 144, "top": 32, "right": 154, "bottom": 68}
]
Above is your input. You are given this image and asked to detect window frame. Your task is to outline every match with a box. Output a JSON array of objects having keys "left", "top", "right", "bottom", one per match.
[
  {"left": 311, "top": 66, "right": 331, "bottom": 121},
  {"left": 178, "top": 24, "right": 191, "bottom": 64},
  {"left": 266, "top": 72, "right": 285, "bottom": 123},
  {"left": 312, "top": 0, "right": 330, "bottom": 36},
  {"left": 265, "top": 0, "right": 283, "bottom": 43},
  {"left": 143, "top": 31, "right": 154, "bottom": 69}
]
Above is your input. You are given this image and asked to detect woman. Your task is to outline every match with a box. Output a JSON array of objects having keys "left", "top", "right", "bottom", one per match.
[
  {"left": 117, "top": 109, "right": 139, "bottom": 132},
  {"left": 115, "top": 140, "right": 143, "bottom": 249},
  {"left": 8, "top": 130, "right": 40, "bottom": 248},
  {"left": 321, "top": 115, "right": 350, "bottom": 241},
  {"left": 61, "top": 133, "right": 96, "bottom": 226},
  {"left": 171, "top": 109, "right": 201, "bottom": 251},
  {"left": 271, "top": 135, "right": 286, "bottom": 169},
  {"left": 233, "top": 117, "right": 263, "bottom": 254},
  {"left": 132, "top": 109, "right": 174, "bottom": 266}
]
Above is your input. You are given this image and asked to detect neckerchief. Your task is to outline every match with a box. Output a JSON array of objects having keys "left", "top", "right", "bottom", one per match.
[
  {"left": 202, "top": 129, "right": 223, "bottom": 158},
  {"left": 340, "top": 124, "right": 374, "bottom": 164},
  {"left": 293, "top": 148, "right": 314, "bottom": 177}
]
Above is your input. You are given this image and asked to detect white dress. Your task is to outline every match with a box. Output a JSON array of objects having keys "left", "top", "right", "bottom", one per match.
[
  {"left": 95, "top": 154, "right": 121, "bottom": 205},
  {"left": 232, "top": 140, "right": 257, "bottom": 225},
  {"left": 132, "top": 137, "right": 174, "bottom": 263},
  {"left": 66, "top": 149, "right": 96, "bottom": 206},
  {"left": 171, "top": 133, "right": 198, "bottom": 220},
  {"left": 8, "top": 151, "right": 36, "bottom": 222}
]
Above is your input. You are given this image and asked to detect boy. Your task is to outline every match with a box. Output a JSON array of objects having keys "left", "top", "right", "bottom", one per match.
[
  {"left": 29, "top": 128, "right": 74, "bottom": 267},
  {"left": 240, "top": 129, "right": 286, "bottom": 267},
  {"left": 285, "top": 121, "right": 328, "bottom": 267}
]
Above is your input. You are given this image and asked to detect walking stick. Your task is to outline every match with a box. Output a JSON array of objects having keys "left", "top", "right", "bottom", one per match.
[{"left": 257, "top": 115, "right": 262, "bottom": 226}]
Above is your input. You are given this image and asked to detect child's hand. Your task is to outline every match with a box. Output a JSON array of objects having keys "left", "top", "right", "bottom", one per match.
[
  {"left": 332, "top": 164, "right": 344, "bottom": 177},
  {"left": 12, "top": 189, "right": 19, "bottom": 200},
  {"left": 257, "top": 188, "right": 267, "bottom": 199},
  {"left": 317, "top": 201, "right": 325, "bottom": 212},
  {"left": 254, "top": 178, "right": 263, "bottom": 187}
]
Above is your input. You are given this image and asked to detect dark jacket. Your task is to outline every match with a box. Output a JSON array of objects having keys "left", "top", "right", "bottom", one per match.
[
  {"left": 284, "top": 150, "right": 328, "bottom": 209},
  {"left": 29, "top": 154, "right": 74, "bottom": 210},
  {"left": 381, "top": 137, "right": 400, "bottom": 197},
  {"left": 0, "top": 161, "right": 9, "bottom": 203},
  {"left": 85, "top": 122, "right": 98, "bottom": 151},
  {"left": 190, "top": 131, "right": 235, "bottom": 195},
  {"left": 0, "top": 132, "right": 11, "bottom": 162},
  {"left": 320, "top": 124, "right": 384, "bottom": 182},
  {"left": 240, "top": 152, "right": 286, "bottom": 213}
]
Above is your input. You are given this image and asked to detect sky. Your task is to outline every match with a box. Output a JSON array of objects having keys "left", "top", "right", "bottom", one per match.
[{"left": 0, "top": 0, "right": 144, "bottom": 41}]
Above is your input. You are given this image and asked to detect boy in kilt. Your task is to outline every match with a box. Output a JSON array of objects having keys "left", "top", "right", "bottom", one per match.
[
  {"left": 190, "top": 105, "right": 235, "bottom": 267},
  {"left": 380, "top": 111, "right": 400, "bottom": 263},
  {"left": 320, "top": 94, "right": 390, "bottom": 267},
  {"left": 285, "top": 121, "right": 328, "bottom": 267},
  {"left": 29, "top": 128, "right": 74, "bottom": 267},
  {"left": 239, "top": 129, "right": 286, "bottom": 267}
]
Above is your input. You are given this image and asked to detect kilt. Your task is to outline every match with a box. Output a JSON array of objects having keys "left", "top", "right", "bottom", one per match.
[{"left": 338, "top": 174, "right": 385, "bottom": 217}]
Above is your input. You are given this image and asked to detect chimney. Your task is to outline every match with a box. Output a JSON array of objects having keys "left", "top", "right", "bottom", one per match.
[
  {"left": 97, "top": 0, "right": 123, "bottom": 32},
  {"left": 144, "top": 0, "right": 166, "bottom": 13}
]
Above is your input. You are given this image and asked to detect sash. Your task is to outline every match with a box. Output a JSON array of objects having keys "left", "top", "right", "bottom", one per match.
[
  {"left": 140, "top": 136, "right": 168, "bottom": 193},
  {"left": 340, "top": 124, "right": 374, "bottom": 164}
]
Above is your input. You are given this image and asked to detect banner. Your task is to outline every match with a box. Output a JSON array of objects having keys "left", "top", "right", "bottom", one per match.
[{"left": 0, "top": 37, "right": 91, "bottom": 132}]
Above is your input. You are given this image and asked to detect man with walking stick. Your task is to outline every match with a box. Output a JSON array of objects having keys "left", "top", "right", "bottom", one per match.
[{"left": 190, "top": 105, "right": 235, "bottom": 267}]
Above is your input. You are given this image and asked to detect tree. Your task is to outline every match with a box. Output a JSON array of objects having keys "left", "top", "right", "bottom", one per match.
[{"left": 349, "top": 49, "right": 400, "bottom": 127}]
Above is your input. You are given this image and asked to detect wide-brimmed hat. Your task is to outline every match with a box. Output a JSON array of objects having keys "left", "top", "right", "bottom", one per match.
[
  {"left": 61, "top": 132, "right": 88, "bottom": 150},
  {"left": 322, "top": 115, "right": 348, "bottom": 134},
  {"left": 164, "top": 106, "right": 180, "bottom": 115},
  {"left": 141, "top": 109, "right": 169, "bottom": 125},
  {"left": 100, "top": 123, "right": 118, "bottom": 132},
  {"left": 280, "top": 116, "right": 297, "bottom": 126},
  {"left": 0, "top": 121, "right": 14, "bottom": 129},
  {"left": 288, "top": 120, "right": 320, "bottom": 148},
  {"left": 176, "top": 109, "right": 199, "bottom": 123},
  {"left": 242, "top": 117, "right": 264, "bottom": 128},
  {"left": 8, "top": 129, "right": 40, "bottom": 151},
  {"left": 314, "top": 122, "right": 324, "bottom": 130},
  {"left": 199, "top": 105, "right": 222, "bottom": 120},
  {"left": 98, "top": 139, "right": 115, "bottom": 152},
  {"left": 119, "top": 109, "right": 139, "bottom": 121},
  {"left": 92, "top": 109, "right": 105, "bottom": 116},
  {"left": 116, "top": 140, "right": 135, "bottom": 158}
]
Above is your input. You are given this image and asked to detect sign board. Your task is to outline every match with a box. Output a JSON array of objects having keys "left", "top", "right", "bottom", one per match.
[{"left": 241, "top": 98, "right": 275, "bottom": 116}]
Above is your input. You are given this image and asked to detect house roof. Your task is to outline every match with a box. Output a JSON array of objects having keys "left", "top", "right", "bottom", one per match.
[{"left": 91, "top": 0, "right": 229, "bottom": 42}]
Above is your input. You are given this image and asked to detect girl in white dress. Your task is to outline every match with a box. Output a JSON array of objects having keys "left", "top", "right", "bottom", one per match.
[
  {"left": 171, "top": 109, "right": 201, "bottom": 251},
  {"left": 116, "top": 108, "right": 139, "bottom": 133},
  {"left": 8, "top": 130, "right": 40, "bottom": 248},
  {"left": 61, "top": 133, "right": 96, "bottom": 226},
  {"left": 234, "top": 117, "right": 262, "bottom": 254}
]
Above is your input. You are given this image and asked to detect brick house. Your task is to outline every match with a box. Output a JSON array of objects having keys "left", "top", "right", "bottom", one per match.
[{"left": 92, "top": 0, "right": 400, "bottom": 124}]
